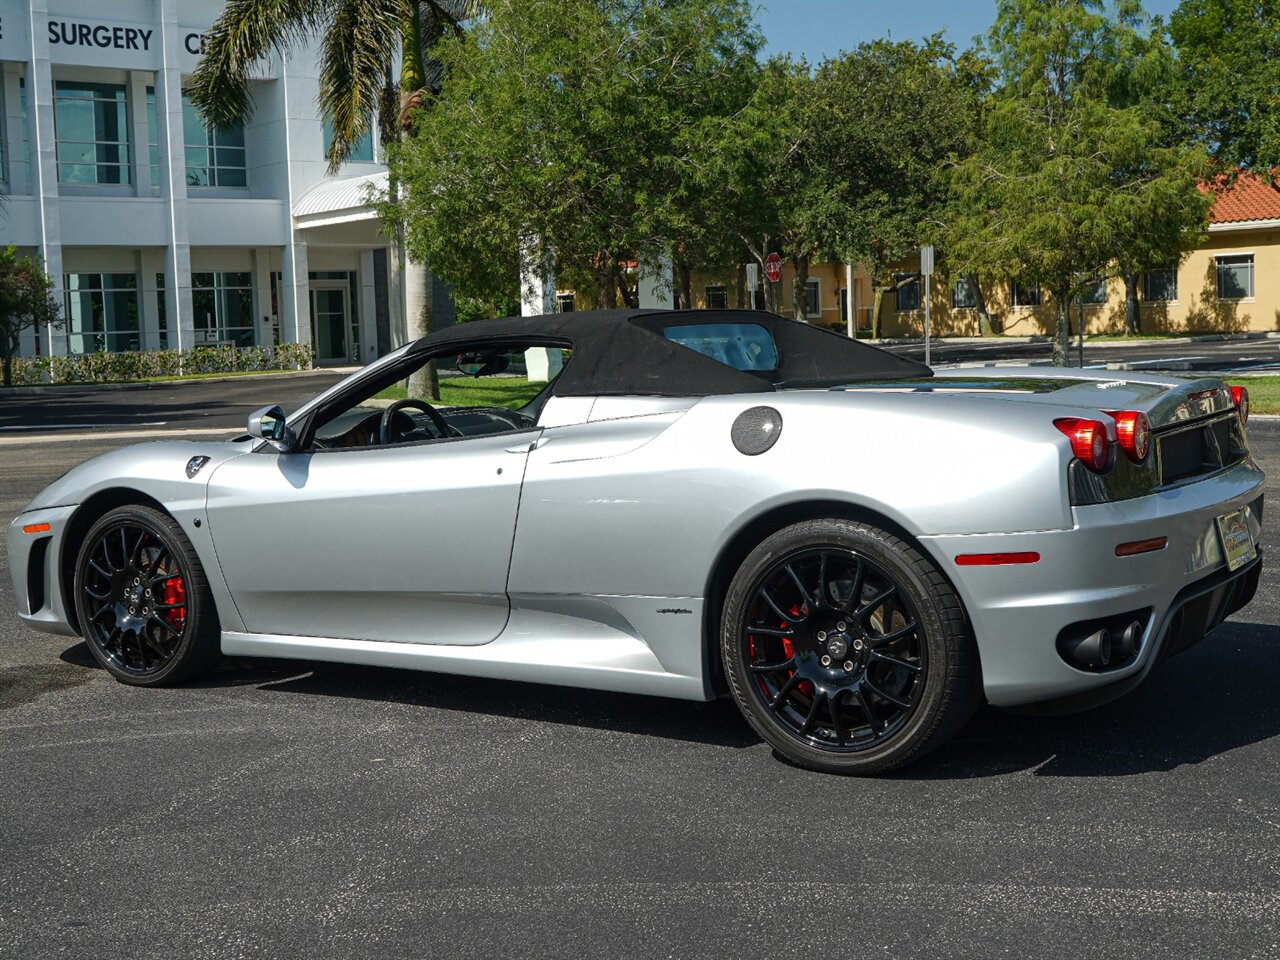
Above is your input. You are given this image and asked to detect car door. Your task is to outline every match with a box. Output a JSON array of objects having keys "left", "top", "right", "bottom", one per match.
[{"left": 205, "top": 429, "right": 538, "bottom": 645}]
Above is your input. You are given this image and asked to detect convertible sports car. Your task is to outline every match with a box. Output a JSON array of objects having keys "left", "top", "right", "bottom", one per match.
[{"left": 8, "top": 309, "right": 1265, "bottom": 774}]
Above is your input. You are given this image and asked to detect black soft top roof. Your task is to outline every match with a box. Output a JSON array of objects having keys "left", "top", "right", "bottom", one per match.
[{"left": 408, "top": 309, "right": 931, "bottom": 398}]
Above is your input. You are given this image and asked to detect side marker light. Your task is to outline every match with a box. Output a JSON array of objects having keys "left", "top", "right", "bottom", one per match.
[{"left": 954, "top": 552, "right": 1041, "bottom": 566}]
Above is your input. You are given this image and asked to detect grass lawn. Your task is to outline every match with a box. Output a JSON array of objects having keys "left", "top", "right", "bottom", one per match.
[
  {"left": 375, "top": 376, "right": 544, "bottom": 410},
  {"left": 1233, "top": 376, "right": 1280, "bottom": 417}
]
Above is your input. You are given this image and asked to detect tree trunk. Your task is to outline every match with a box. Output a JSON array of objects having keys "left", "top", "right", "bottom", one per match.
[
  {"left": 675, "top": 260, "right": 692, "bottom": 310},
  {"left": 870, "top": 287, "right": 887, "bottom": 338},
  {"left": 970, "top": 275, "right": 999, "bottom": 336},
  {"left": 400, "top": 4, "right": 439, "bottom": 401},
  {"left": 1053, "top": 285, "right": 1072, "bottom": 367},
  {"left": 2, "top": 349, "right": 11, "bottom": 388},
  {"left": 790, "top": 254, "right": 809, "bottom": 322},
  {"left": 596, "top": 259, "right": 617, "bottom": 309},
  {"left": 405, "top": 259, "right": 439, "bottom": 399},
  {"left": 1124, "top": 272, "right": 1141, "bottom": 335},
  {"left": 616, "top": 263, "right": 635, "bottom": 308},
  {"left": 735, "top": 261, "right": 747, "bottom": 309}
]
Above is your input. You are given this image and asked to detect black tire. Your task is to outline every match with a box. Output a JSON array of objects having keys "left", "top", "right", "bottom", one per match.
[
  {"left": 73, "top": 504, "right": 221, "bottom": 686},
  {"left": 721, "top": 518, "right": 980, "bottom": 775}
]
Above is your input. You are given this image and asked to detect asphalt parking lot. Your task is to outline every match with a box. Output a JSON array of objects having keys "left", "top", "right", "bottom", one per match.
[{"left": 1, "top": 415, "right": 1278, "bottom": 958}]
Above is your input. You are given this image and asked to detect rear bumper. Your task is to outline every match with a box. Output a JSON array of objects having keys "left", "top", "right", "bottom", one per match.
[
  {"left": 920, "top": 456, "right": 1266, "bottom": 707},
  {"left": 7, "top": 505, "right": 80, "bottom": 638}
]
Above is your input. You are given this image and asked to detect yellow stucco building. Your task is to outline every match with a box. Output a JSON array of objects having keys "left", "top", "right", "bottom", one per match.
[{"left": 677, "top": 173, "right": 1280, "bottom": 337}]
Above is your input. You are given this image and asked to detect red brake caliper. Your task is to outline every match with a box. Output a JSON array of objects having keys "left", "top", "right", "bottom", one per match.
[
  {"left": 161, "top": 576, "right": 186, "bottom": 631},
  {"left": 785, "top": 606, "right": 814, "bottom": 697}
]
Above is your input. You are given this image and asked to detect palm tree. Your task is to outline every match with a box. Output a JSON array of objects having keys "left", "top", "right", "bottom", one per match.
[{"left": 186, "top": 0, "right": 481, "bottom": 398}]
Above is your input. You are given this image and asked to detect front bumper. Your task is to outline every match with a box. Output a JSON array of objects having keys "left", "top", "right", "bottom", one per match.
[
  {"left": 920, "top": 457, "right": 1266, "bottom": 707},
  {"left": 8, "top": 504, "right": 81, "bottom": 638}
]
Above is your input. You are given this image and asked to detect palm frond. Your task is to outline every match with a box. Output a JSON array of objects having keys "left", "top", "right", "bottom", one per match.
[
  {"left": 186, "top": 0, "right": 328, "bottom": 129},
  {"left": 416, "top": 0, "right": 484, "bottom": 93},
  {"left": 320, "top": 0, "right": 406, "bottom": 172}
]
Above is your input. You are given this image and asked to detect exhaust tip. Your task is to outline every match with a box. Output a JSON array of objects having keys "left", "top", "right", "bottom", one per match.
[
  {"left": 1116, "top": 620, "right": 1143, "bottom": 659},
  {"left": 1063, "top": 628, "right": 1112, "bottom": 669}
]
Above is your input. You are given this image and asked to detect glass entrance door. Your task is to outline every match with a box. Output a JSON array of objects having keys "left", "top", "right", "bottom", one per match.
[{"left": 310, "top": 285, "right": 349, "bottom": 363}]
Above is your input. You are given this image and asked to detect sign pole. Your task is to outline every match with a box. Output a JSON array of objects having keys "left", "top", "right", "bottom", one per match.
[
  {"left": 920, "top": 246, "right": 935, "bottom": 368},
  {"left": 924, "top": 272, "right": 932, "bottom": 367}
]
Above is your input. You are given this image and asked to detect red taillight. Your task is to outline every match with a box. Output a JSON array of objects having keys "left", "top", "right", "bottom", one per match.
[
  {"left": 1230, "top": 385, "right": 1249, "bottom": 424},
  {"left": 1105, "top": 410, "right": 1150, "bottom": 463},
  {"left": 1054, "top": 417, "right": 1112, "bottom": 472}
]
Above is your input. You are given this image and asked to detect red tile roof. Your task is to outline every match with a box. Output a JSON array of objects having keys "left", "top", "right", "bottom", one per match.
[{"left": 1205, "top": 170, "right": 1280, "bottom": 224}]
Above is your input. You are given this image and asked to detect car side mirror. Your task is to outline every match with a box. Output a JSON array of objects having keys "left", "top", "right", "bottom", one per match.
[
  {"left": 456, "top": 353, "right": 511, "bottom": 378},
  {"left": 247, "top": 404, "right": 298, "bottom": 453}
]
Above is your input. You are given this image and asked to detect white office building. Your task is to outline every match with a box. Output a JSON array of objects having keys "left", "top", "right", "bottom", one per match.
[{"left": 0, "top": 0, "right": 426, "bottom": 365}]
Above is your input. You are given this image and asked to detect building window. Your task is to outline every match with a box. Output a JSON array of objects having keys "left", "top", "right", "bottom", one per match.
[
  {"left": 1078, "top": 277, "right": 1107, "bottom": 305},
  {"left": 1011, "top": 280, "right": 1041, "bottom": 307},
  {"left": 54, "top": 82, "right": 131, "bottom": 184},
  {"left": 951, "top": 277, "right": 978, "bottom": 309},
  {"left": 556, "top": 293, "right": 575, "bottom": 313},
  {"left": 155, "top": 272, "right": 168, "bottom": 348},
  {"left": 146, "top": 87, "right": 160, "bottom": 187},
  {"left": 705, "top": 284, "right": 728, "bottom": 310},
  {"left": 20, "top": 78, "right": 31, "bottom": 187},
  {"left": 1143, "top": 266, "right": 1177, "bottom": 302},
  {"left": 804, "top": 278, "right": 820, "bottom": 316},
  {"left": 192, "top": 272, "right": 255, "bottom": 346},
  {"left": 65, "top": 273, "right": 139, "bottom": 353},
  {"left": 322, "top": 117, "right": 375, "bottom": 164},
  {"left": 895, "top": 274, "right": 920, "bottom": 312},
  {"left": 1215, "top": 254, "right": 1254, "bottom": 300},
  {"left": 183, "top": 97, "right": 246, "bottom": 187}
]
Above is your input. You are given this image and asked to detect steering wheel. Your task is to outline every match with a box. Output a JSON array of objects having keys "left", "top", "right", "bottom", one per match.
[{"left": 379, "top": 398, "right": 456, "bottom": 445}]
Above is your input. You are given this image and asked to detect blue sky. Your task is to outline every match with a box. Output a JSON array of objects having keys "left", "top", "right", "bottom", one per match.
[{"left": 755, "top": 0, "right": 1182, "bottom": 61}]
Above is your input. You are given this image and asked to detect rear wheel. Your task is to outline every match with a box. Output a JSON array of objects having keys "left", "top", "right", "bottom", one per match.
[
  {"left": 721, "top": 519, "right": 980, "bottom": 775},
  {"left": 73, "top": 505, "right": 221, "bottom": 686}
]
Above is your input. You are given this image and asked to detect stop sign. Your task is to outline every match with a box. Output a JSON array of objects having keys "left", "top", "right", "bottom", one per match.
[{"left": 764, "top": 252, "right": 783, "bottom": 283}]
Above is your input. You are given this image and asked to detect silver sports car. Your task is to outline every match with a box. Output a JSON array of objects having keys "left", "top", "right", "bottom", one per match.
[{"left": 8, "top": 310, "right": 1265, "bottom": 774}]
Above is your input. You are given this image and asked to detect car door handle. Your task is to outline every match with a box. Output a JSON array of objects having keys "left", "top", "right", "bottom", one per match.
[{"left": 506, "top": 436, "right": 548, "bottom": 454}]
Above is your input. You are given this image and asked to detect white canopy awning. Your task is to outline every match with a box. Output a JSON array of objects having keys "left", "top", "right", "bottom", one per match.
[{"left": 292, "top": 172, "right": 390, "bottom": 229}]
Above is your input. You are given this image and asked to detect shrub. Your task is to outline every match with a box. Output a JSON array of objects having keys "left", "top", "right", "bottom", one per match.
[{"left": 6, "top": 343, "right": 315, "bottom": 386}]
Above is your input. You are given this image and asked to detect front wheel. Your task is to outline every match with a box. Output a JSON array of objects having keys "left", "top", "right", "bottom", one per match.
[
  {"left": 73, "top": 504, "right": 222, "bottom": 686},
  {"left": 721, "top": 519, "right": 980, "bottom": 775}
]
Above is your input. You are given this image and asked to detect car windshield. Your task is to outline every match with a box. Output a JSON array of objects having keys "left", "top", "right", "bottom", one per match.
[{"left": 663, "top": 322, "right": 779, "bottom": 372}]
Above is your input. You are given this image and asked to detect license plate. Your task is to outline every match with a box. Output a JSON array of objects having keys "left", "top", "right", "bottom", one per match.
[{"left": 1217, "top": 508, "right": 1257, "bottom": 572}]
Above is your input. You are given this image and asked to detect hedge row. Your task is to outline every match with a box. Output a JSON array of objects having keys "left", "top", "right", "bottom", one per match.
[{"left": 7, "top": 343, "right": 315, "bottom": 386}]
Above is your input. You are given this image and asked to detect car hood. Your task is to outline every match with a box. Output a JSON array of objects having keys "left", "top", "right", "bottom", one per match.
[{"left": 21, "top": 439, "right": 252, "bottom": 513}]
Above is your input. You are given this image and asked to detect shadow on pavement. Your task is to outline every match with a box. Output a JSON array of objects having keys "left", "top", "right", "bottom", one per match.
[
  {"left": 56, "top": 618, "right": 1279, "bottom": 772},
  {"left": 905, "top": 620, "right": 1280, "bottom": 779}
]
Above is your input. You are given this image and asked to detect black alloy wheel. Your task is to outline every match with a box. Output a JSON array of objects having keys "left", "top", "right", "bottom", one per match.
[
  {"left": 742, "top": 547, "right": 925, "bottom": 750},
  {"left": 74, "top": 505, "right": 221, "bottom": 686},
  {"left": 722, "top": 519, "right": 980, "bottom": 775}
]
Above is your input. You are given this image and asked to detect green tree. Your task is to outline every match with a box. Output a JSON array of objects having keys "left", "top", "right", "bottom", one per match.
[
  {"left": 818, "top": 38, "right": 981, "bottom": 335},
  {"left": 707, "top": 39, "right": 977, "bottom": 327},
  {"left": 385, "top": 0, "right": 760, "bottom": 309},
  {"left": 942, "top": 0, "right": 1210, "bottom": 365},
  {"left": 0, "top": 247, "right": 62, "bottom": 388},
  {"left": 707, "top": 56, "right": 816, "bottom": 318},
  {"left": 1169, "top": 0, "right": 1280, "bottom": 174},
  {"left": 186, "top": 0, "right": 480, "bottom": 399}
]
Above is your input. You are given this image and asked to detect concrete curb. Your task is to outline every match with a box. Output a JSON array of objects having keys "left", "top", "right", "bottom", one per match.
[{"left": 0, "top": 366, "right": 359, "bottom": 398}]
